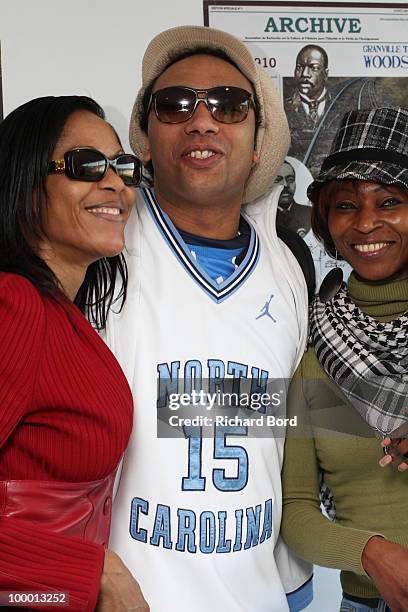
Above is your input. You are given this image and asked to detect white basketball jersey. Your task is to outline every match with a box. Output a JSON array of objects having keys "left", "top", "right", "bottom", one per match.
[{"left": 106, "top": 188, "right": 311, "bottom": 612}]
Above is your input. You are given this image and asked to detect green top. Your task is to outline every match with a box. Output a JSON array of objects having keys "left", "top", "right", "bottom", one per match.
[{"left": 281, "top": 273, "right": 408, "bottom": 599}]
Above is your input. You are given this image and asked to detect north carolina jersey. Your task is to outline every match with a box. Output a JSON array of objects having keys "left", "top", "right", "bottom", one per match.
[{"left": 106, "top": 187, "right": 312, "bottom": 612}]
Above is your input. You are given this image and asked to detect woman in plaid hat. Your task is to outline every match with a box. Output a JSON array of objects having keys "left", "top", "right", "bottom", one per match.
[{"left": 281, "top": 107, "right": 408, "bottom": 612}]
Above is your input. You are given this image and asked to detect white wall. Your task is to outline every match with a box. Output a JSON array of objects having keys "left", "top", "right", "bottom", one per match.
[
  {"left": 0, "top": 0, "right": 203, "bottom": 147},
  {"left": 3, "top": 1, "right": 386, "bottom": 609},
  {"left": 0, "top": 0, "right": 389, "bottom": 144}
]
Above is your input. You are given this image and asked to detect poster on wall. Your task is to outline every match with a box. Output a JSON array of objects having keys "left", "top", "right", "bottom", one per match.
[{"left": 204, "top": 1, "right": 408, "bottom": 285}]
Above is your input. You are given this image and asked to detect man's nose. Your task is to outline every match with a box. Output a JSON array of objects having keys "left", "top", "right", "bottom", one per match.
[
  {"left": 301, "top": 65, "right": 311, "bottom": 78},
  {"left": 184, "top": 100, "right": 219, "bottom": 135}
]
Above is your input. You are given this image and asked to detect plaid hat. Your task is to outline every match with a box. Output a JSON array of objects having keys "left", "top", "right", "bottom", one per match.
[
  {"left": 129, "top": 25, "right": 290, "bottom": 204},
  {"left": 308, "top": 106, "right": 408, "bottom": 203}
]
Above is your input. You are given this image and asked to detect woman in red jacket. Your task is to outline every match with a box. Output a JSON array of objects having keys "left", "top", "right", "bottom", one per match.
[{"left": 0, "top": 96, "right": 147, "bottom": 611}]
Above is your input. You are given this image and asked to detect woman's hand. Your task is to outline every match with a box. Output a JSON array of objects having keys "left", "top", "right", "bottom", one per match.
[
  {"left": 96, "top": 549, "right": 150, "bottom": 611},
  {"left": 379, "top": 422, "right": 408, "bottom": 472},
  {"left": 362, "top": 536, "right": 408, "bottom": 611}
]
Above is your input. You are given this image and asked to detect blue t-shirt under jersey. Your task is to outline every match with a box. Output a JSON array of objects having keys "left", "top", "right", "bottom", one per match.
[{"left": 178, "top": 217, "right": 251, "bottom": 284}]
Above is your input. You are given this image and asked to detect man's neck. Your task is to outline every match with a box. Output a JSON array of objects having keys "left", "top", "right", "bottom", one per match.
[
  {"left": 278, "top": 201, "right": 293, "bottom": 213},
  {"left": 299, "top": 87, "right": 327, "bottom": 106},
  {"left": 153, "top": 187, "right": 242, "bottom": 240}
]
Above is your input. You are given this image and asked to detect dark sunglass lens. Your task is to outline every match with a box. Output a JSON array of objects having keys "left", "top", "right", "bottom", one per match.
[
  {"left": 71, "top": 149, "right": 106, "bottom": 181},
  {"left": 116, "top": 155, "right": 141, "bottom": 186},
  {"left": 208, "top": 87, "right": 250, "bottom": 124},
  {"left": 154, "top": 87, "right": 196, "bottom": 123}
]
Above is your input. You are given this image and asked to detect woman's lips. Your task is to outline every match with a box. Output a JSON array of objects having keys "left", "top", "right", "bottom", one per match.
[
  {"left": 85, "top": 202, "right": 125, "bottom": 221},
  {"left": 351, "top": 241, "right": 395, "bottom": 256}
]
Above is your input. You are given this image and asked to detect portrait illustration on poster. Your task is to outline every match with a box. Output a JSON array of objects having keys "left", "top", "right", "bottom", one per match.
[
  {"left": 275, "top": 156, "right": 311, "bottom": 239},
  {"left": 204, "top": 2, "right": 408, "bottom": 286}
]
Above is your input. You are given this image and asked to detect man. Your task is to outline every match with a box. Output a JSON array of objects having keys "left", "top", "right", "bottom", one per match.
[
  {"left": 285, "top": 44, "right": 331, "bottom": 162},
  {"left": 106, "top": 25, "right": 311, "bottom": 612},
  {"left": 276, "top": 160, "right": 311, "bottom": 238},
  {"left": 287, "top": 44, "right": 330, "bottom": 129}
]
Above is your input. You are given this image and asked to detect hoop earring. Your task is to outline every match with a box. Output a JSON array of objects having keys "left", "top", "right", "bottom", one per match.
[{"left": 319, "top": 249, "right": 344, "bottom": 302}]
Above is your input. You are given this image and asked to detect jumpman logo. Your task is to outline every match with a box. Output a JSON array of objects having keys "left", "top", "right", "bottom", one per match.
[{"left": 256, "top": 294, "right": 276, "bottom": 322}]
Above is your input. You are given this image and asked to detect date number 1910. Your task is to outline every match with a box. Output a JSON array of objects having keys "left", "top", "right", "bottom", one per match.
[{"left": 254, "top": 57, "right": 277, "bottom": 68}]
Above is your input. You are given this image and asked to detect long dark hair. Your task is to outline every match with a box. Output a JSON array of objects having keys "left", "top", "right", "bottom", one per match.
[{"left": 0, "top": 95, "right": 127, "bottom": 330}]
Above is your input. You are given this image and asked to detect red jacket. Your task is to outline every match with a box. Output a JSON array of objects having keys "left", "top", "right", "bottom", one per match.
[{"left": 0, "top": 273, "right": 133, "bottom": 611}]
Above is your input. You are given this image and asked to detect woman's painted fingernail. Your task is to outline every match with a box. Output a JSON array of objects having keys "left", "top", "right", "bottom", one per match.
[{"left": 379, "top": 455, "right": 393, "bottom": 467}]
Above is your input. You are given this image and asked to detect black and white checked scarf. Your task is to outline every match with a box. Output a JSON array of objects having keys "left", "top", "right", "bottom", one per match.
[{"left": 310, "top": 283, "right": 408, "bottom": 436}]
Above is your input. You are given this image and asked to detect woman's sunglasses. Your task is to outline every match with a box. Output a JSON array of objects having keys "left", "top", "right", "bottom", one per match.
[
  {"left": 48, "top": 148, "right": 142, "bottom": 187},
  {"left": 148, "top": 86, "right": 254, "bottom": 125}
]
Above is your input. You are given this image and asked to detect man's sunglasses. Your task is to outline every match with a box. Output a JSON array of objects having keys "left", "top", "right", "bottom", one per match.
[
  {"left": 48, "top": 148, "right": 142, "bottom": 187},
  {"left": 148, "top": 86, "right": 254, "bottom": 125}
]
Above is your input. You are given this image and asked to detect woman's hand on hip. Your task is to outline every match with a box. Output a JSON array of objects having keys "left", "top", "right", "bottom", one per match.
[{"left": 96, "top": 549, "right": 150, "bottom": 612}]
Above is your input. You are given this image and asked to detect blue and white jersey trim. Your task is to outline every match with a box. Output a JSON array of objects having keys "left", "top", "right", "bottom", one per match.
[{"left": 141, "top": 188, "right": 260, "bottom": 303}]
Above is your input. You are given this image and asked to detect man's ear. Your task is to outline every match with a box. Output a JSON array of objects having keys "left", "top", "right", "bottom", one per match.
[
  {"left": 143, "top": 142, "right": 151, "bottom": 164},
  {"left": 252, "top": 150, "right": 259, "bottom": 166}
]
